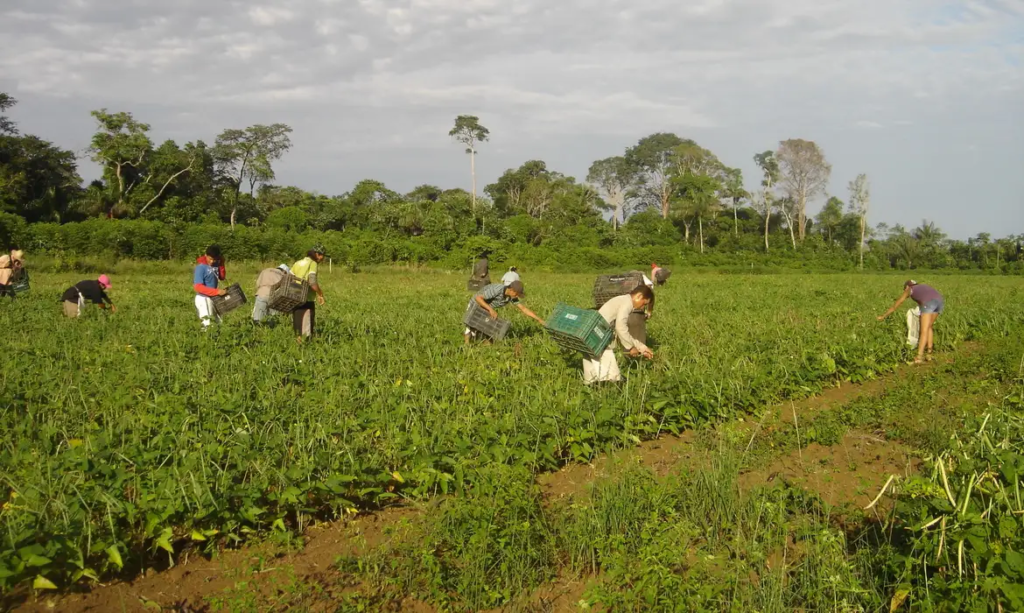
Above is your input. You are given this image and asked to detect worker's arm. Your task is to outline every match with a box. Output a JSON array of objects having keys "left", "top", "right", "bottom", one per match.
[
  {"left": 475, "top": 294, "right": 497, "bottom": 319},
  {"left": 614, "top": 302, "right": 652, "bottom": 358},
  {"left": 878, "top": 287, "right": 911, "bottom": 321},
  {"left": 515, "top": 302, "right": 545, "bottom": 325},
  {"left": 308, "top": 272, "right": 325, "bottom": 305},
  {"left": 194, "top": 283, "right": 226, "bottom": 297}
]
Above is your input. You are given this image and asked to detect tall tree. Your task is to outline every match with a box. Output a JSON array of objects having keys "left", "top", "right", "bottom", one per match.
[
  {"left": 0, "top": 93, "right": 17, "bottom": 136},
  {"left": 776, "top": 139, "right": 831, "bottom": 242},
  {"left": 88, "top": 109, "right": 153, "bottom": 214},
  {"left": 449, "top": 115, "right": 489, "bottom": 211},
  {"left": 722, "top": 167, "right": 746, "bottom": 236},
  {"left": 669, "top": 141, "right": 726, "bottom": 250},
  {"left": 847, "top": 173, "right": 870, "bottom": 269},
  {"left": 624, "top": 133, "right": 684, "bottom": 218},
  {"left": 815, "top": 196, "right": 844, "bottom": 245},
  {"left": 213, "top": 123, "right": 292, "bottom": 229},
  {"left": 754, "top": 150, "right": 780, "bottom": 252},
  {"left": 586, "top": 156, "right": 632, "bottom": 230}
]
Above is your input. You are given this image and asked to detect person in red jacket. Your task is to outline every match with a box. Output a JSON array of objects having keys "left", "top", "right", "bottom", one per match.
[
  {"left": 193, "top": 245, "right": 227, "bottom": 328},
  {"left": 195, "top": 244, "right": 226, "bottom": 280}
]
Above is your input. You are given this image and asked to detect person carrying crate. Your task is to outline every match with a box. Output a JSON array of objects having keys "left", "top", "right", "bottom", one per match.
[
  {"left": 0, "top": 249, "right": 25, "bottom": 301},
  {"left": 252, "top": 263, "right": 291, "bottom": 325},
  {"left": 62, "top": 275, "right": 115, "bottom": 317},
  {"left": 196, "top": 244, "right": 226, "bottom": 281},
  {"left": 290, "top": 246, "right": 327, "bottom": 341},
  {"left": 583, "top": 285, "right": 655, "bottom": 384},
  {"left": 464, "top": 280, "right": 544, "bottom": 344},
  {"left": 193, "top": 249, "right": 228, "bottom": 328}
]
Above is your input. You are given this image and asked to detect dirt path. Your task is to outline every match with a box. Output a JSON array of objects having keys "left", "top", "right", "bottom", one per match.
[{"left": 10, "top": 354, "right": 959, "bottom": 612}]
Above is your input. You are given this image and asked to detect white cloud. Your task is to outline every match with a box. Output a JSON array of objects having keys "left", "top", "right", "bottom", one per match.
[{"left": 0, "top": 0, "right": 1021, "bottom": 237}]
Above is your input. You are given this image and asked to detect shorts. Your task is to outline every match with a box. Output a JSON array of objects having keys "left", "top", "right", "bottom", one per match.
[{"left": 920, "top": 298, "right": 944, "bottom": 314}]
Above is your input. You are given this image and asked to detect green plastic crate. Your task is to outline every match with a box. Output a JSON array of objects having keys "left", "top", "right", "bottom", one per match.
[{"left": 545, "top": 302, "right": 613, "bottom": 358}]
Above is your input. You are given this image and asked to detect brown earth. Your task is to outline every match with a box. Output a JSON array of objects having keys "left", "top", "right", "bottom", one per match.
[{"left": 10, "top": 351, "right": 967, "bottom": 612}]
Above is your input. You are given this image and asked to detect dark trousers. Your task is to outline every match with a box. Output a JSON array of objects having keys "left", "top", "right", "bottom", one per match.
[
  {"left": 293, "top": 302, "right": 315, "bottom": 336},
  {"left": 0, "top": 284, "right": 13, "bottom": 301},
  {"left": 627, "top": 311, "right": 647, "bottom": 345}
]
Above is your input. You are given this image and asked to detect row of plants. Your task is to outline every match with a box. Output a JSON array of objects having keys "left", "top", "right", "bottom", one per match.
[{"left": 1, "top": 271, "right": 1021, "bottom": 596}]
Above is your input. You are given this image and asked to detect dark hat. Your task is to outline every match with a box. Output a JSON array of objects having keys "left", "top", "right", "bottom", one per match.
[
  {"left": 508, "top": 280, "right": 525, "bottom": 296},
  {"left": 312, "top": 244, "right": 329, "bottom": 257}
]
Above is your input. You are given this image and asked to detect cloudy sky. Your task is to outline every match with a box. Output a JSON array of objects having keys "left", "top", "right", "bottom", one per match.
[{"left": 1, "top": 0, "right": 1022, "bottom": 238}]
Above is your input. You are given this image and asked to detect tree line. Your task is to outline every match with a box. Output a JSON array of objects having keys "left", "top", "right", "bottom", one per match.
[{"left": 1, "top": 95, "right": 1020, "bottom": 272}]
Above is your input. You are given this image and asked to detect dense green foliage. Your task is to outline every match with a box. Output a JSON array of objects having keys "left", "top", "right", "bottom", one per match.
[
  {"left": 1, "top": 94, "right": 1020, "bottom": 273},
  {"left": 1, "top": 269, "right": 1022, "bottom": 596}
]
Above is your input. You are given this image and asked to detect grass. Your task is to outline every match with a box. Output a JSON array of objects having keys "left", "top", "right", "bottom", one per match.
[{"left": 1, "top": 267, "right": 1022, "bottom": 606}]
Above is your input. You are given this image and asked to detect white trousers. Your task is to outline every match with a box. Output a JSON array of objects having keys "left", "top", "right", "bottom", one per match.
[
  {"left": 582, "top": 348, "right": 621, "bottom": 383},
  {"left": 194, "top": 295, "right": 220, "bottom": 328}
]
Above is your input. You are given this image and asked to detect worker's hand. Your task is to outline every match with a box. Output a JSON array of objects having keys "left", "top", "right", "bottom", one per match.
[
  {"left": 645, "top": 312, "right": 652, "bottom": 320},
  {"left": 317, "top": 294, "right": 325, "bottom": 306},
  {"left": 628, "top": 347, "right": 640, "bottom": 357},
  {"left": 876, "top": 314, "right": 886, "bottom": 321},
  {"left": 218, "top": 288, "right": 228, "bottom": 296},
  {"left": 110, "top": 305, "right": 117, "bottom": 313},
  {"left": 642, "top": 348, "right": 654, "bottom": 359},
  {"left": 488, "top": 308, "right": 498, "bottom": 320}
]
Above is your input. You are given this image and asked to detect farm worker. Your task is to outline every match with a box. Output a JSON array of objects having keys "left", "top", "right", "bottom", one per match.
[
  {"left": 583, "top": 285, "right": 655, "bottom": 384},
  {"left": 196, "top": 244, "right": 226, "bottom": 281},
  {"left": 651, "top": 262, "right": 671, "bottom": 285},
  {"left": 0, "top": 249, "right": 24, "bottom": 301},
  {"left": 61, "top": 275, "right": 115, "bottom": 317},
  {"left": 193, "top": 250, "right": 228, "bottom": 328},
  {"left": 252, "top": 263, "right": 290, "bottom": 324},
  {"left": 877, "top": 280, "right": 944, "bottom": 364},
  {"left": 472, "top": 254, "right": 490, "bottom": 285},
  {"left": 501, "top": 266, "right": 520, "bottom": 285},
  {"left": 464, "top": 280, "right": 544, "bottom": 344},
  {"left": 290, "top": 246, "right": 327, "bottom": 340}
]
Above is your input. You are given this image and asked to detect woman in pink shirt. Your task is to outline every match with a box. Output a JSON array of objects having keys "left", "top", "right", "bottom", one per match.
[{"left": 877, "top": 280, "right": 944, "bottom": 364}]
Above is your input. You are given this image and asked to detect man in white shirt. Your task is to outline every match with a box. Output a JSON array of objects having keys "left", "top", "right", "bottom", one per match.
[
  {"left": 583, "top": 286, "right": 654, "bottom": 383},
  {"left": 501, "top": 266, "right": 520, "bottom": 285}
]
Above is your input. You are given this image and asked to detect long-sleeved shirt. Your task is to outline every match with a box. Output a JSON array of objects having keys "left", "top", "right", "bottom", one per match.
[
  {"left": 193, "top": 263, "right": 220, "bottom": 297},
  {"left": 598, "top": 294, "right": 649, "bottom": 353},
  {"left": 255, "top": 267, "right": 286, "bottom": 298},
  {"left": 196, "top": 255, "right": 225, "bottom": 280}
]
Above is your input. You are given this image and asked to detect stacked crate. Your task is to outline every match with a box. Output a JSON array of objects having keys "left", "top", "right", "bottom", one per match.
[
  {"left": 592, "top": 271, "right": 645, "bottom": 309},
  {"left": 268, "top": 274, "right": 310, "bottom": 312},
  {"left": 544, "top": 302, "right": 613, "bottom": 358},
  {"left": 211, "top": 283, "right": 247, "bottom": 315},
  {"left": 462, "top": 302, "right": 511, "bottom": 340}
]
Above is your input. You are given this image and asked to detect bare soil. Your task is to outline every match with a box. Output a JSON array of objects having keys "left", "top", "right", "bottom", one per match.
[{"left": 10, "top": 351, "right": 968, "bottom": 612}]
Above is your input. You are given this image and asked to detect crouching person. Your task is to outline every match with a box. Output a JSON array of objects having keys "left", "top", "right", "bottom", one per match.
[
  {"left": 464, "top": 280, "right": 544, "bottom": 343},
  {"left": 583, "top": 285, "right": 654, "bottom": 384},
  {"left": 253, "top": 264, "right": 290, "bottom": 325},
  {"left": 62, "top": 275, "right": 115, "bottom": 317}
]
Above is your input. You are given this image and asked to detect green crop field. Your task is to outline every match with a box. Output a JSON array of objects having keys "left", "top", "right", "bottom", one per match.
[{"left": 2, "top": 268, "right": 1023, "bottom": 608}]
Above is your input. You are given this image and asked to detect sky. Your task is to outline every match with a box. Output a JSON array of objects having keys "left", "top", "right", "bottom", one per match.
[{"left": 1, "top": 0, "right": 1022, "bottom": 239}]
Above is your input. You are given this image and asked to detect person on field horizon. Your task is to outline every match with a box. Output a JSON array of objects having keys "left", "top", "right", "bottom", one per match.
[
  {"left": 583, "top": 285, "right": 655, "bottom": 384},
  {"left": 651, "top": 262, "right": 671, "bottom": 285},
  {"left": 877, "top": 279, "right": 944, "bottom": 364},
  {"left": 193, "top": 246, "right": 228, "bottom": 328},
  {"left": 501, "top": 266, "right": 520, "bottom": 286},
  {"left": 290, "top": 246, "right": 327, "bottom": 341},
  {"left": 0, "top": 249, "right": 25, "bottom": 301},
  {"left": 464, "top": 279, "right": 544, "bottom": 344},
  {"left": 252, "top": 263, "right": 291, "bottom": 325},
  {"left": 62, "top": 275, "right": 115, "bottom": 317},
  {"left": 471, "top": 253, "right": 490, "bottom": 285}
]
